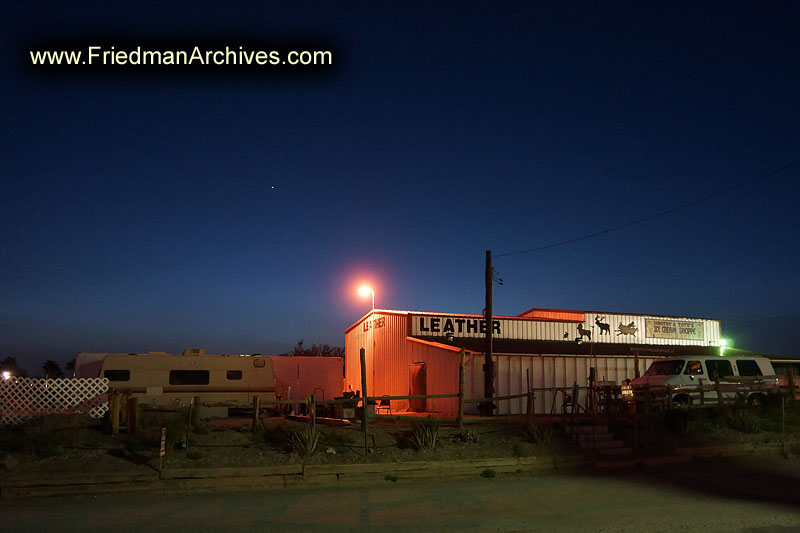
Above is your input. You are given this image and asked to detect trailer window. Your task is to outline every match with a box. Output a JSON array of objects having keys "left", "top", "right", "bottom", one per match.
[
  {"left": 169, "top": 370, "right": 209, "bottom": 385},
  {"left": 684, "top": 361, "right": 703, "bottom": 376},
  {"left": 705, "top": 360, "right": 733, "bottom": 380},
  {"left": 104, "top": 370, "right": 130, "bottom": 382},
  {"left": 736, "top": 360, "right": 762, "bottom": 377},
  {"left": 226, "top": 370, "right": 243, "bottom": 380}
]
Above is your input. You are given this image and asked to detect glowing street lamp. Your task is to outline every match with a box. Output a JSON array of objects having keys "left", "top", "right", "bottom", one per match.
[
  {"left": 358, "top": 285, "right": 375, "bottom": 312},
  {"left": 2, "top": 371, "right": 11, "bottom": 381},
  {"left": 719, "top": 338, "right": 729, "bottom": 356}
]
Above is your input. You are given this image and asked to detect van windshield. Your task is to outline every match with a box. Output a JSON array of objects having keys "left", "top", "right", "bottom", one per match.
[{"left": 644, "top": 360, "right": 685, "bottom": 376}]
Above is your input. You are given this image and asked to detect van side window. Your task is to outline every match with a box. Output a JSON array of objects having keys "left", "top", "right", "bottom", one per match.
[
  {"left": 226, "top": 370, "right": 243, "bottom": 380},
  {"left": 736, "top": 360, "right": 762, "bottom": 377},
  {"left": 684, "top": 361, "right": 703, "bottom": 376},
  {"left": 104, "top": 370, "right": 130, "bottom": 381},
  {"left": 705, "top": 360, "right": 733, "bottom": 380},
  {"left": 169, "top": 370, "right": 210, "bottom": 385}
]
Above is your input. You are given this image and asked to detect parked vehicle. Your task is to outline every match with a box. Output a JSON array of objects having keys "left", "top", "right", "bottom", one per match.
[
  {"left": 94, "top": 352, "right": 277, "bottom": 409},
  {"left": 770, "top": 358, "right": 800, "bottom": 401},
  {"left": 621, "top": 355, "right": 779, "bottom": 406}
]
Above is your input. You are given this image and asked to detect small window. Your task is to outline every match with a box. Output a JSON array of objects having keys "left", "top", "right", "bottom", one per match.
[
  {"left": 169, "top": 370, "right": 210, "bottom": 385},
  {"left": 736, "top": 360, "right": 762, "bottom": 377},
  {"left": 684, "top": 360, "right": 703, "bottom": 376},
  {"left": 226, "top": 370, "right": 243, "bottom": 380},
  {"left": 253, "top": 358, "right": 266, "bottom": 368},
  {"left": 705, "top": 360, "right": 733, "bottom": 380},
  {"left": 104, "top": 369, "right": 130, "bottom": 382}
]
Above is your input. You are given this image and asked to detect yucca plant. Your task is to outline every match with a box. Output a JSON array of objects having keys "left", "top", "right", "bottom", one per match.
[
  {"left": 286, "top": 425, "right": 320, "bottom": 457},
  {"left": 727, "top": 409, "right": 761, "bottom": 434},
  {"left": 410, "top": 421, "right": 440, "bottom": 451},
  {"left": 521, "top": 422, "right": 554, "bottom": 447}
]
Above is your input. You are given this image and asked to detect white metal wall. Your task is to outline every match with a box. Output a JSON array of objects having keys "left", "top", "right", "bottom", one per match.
[{"left": 464, "top": 353, "right": 659, "bottom": 415}]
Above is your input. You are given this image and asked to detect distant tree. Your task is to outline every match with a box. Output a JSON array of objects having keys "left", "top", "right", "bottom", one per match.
[
  {"left": 0, "top": 357, "right": 29, "bottom": 378},
  {"left": 65, "top": 358, "right": 76, "bottom": 373},
  {"left": 283, "top": 340, "right": 344, "bottom": 357},
  {"left": 42, "top": 360, "right": 64, "bottom": 379}
]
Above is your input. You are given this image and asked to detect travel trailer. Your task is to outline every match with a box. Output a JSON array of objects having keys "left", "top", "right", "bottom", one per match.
[{"left": 93, "top": 352, "right": 277, "bottom": 409}]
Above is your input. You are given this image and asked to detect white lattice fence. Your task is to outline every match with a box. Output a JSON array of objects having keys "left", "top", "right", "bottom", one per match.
[{"left": 0, "top": 377, "right": 109, "bottom": 425}]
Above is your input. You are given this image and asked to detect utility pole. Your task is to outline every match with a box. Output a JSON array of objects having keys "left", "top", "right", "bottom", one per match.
[{"left": 482, "top": 249, "right": 494, "bottom": 416}]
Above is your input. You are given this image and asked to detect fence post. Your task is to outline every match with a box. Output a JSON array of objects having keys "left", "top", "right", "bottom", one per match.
[
  {"left": 191, "top": 396, "right": 202, "bottom": 431},
  {"left": 310, "top": 393, "right": 316, "bottom": 432},
  {"left": 526, "top": 368, "right": 533, "bottom": 421},
  {"left": 127, "top": 396, "right": 138, "bottom": 435},
  {"left": 713, "top": 372, "right": 724, "bottom": 410},
  {"left": 252, "top": 395, "right": 261, "bottom": 432},
  {"left": 360, "top": 347, "right": 369, "bottom": 453},
  {"left": 110, "top": 390, "right": 120, "bottom": 436},
  {"left": 788, "top": 371, "right": 797, "bottom": 406},
  {"left": 458, "top": 348, "right": 465, "bottom": 431}
]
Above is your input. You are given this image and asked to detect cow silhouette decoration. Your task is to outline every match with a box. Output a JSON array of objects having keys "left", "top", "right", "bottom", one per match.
[{"left": 616, "top": 322, "right": 638, "bottom": 336}]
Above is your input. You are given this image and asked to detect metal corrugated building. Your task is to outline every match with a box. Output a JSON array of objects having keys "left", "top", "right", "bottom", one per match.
[{"left": 344, "top": 308, "right": 722, "bottom": 415}]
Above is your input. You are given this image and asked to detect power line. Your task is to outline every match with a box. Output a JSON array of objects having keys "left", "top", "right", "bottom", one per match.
[{"left": 496, "top": 159, "right": 800, "bottom": 258}]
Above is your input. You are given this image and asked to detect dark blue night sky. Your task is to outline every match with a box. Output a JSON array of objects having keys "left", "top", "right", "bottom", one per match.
[{"left": 3, "top": 2, "right": 799, "bottom": 374}]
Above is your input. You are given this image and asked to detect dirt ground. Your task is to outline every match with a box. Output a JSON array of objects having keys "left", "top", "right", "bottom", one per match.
[{"left": 2, "top": 404, "right": 800, "bottom": 479}]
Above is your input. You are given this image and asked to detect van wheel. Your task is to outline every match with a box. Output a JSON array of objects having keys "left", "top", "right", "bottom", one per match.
[
  {"left": 674, "top": 394, "right": 692, "bottom": 407},
  {"left": 748, "top": 393, "right": 766, "bottom": 407}
]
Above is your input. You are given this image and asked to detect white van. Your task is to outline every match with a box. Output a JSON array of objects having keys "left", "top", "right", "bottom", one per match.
[{"left": 622, "top": 355, "right": 778, "bottom": 406}]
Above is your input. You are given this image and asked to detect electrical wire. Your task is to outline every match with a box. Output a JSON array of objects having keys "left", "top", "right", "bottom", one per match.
[{"left": 495, "top": 159, "right": 800, "bottom": 258}]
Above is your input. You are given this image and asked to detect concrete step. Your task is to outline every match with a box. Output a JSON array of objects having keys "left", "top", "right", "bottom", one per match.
[
  {"left": 574, "top": 432, "right": 616, "bottom": 443},
  {"left": 595, "top": 446, "right": 634, "bottom": 457},
  {"left": 565, "top": 425, "right": 609, "bottom": 435},
  {"left": 578, "top": 439, "right": 625, "bottom": 450}
]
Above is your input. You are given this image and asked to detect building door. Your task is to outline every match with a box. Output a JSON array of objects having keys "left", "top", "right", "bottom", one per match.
[{"left": 409, "top": 362, "right": 427, "bottom": 412}]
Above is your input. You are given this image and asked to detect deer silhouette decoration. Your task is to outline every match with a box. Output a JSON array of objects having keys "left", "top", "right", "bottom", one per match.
[
  {"left": 595, "top": 316, "right": 611, "bottom": 335},
  {"left": 577, "top": 324, "right": 592, "bottom": 341}
]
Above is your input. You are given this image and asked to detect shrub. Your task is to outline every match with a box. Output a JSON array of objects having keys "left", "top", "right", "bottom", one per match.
[
  {"left": 481, "top": 469, "right": 496, "bottom": 478},
  {"left": 521, "top": 422, "right": 554, "bottom": 447},
  {"left": 286, "top": 425, "right": 320, "bottom": 458},
  {"left": 512, "top": 442, "right": 525, "bottom": 457},
  {"left": 410, "top": 421, "right": 440, "bottom": 451},
  {"left": 457, "top": 428, "right": 480, "bottom": 443},
  {"left": 324, "top": 429, "right": 357, "bottom": 453},
  {"left": 385, "top": 474, "right": 399, "bottom": 482}
]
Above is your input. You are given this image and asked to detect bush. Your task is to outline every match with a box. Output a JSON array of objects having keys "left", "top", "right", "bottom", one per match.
[
  {"left": 512, "top": 442, "right": 525, "bottom": 457},
  {"left": 481, "top": 469, "right": 496, "bottom": 478},
  {"left": 521, "top": 422, "right": 554, "bottom": 447},
  {"left": 324, "top": 429, "right": 357, "bottom": 453},
  {"left": 0, "top": 414, "right": 96, "bottom": 458},
  {"left": 457, "top": 428, "right": 480, "bottom": 443},
  {"left": 186, "top": 450, "right": 203, "bottom": 461},
  {"left": 410, "top": 421, "right": 440, "bottom": 451}
]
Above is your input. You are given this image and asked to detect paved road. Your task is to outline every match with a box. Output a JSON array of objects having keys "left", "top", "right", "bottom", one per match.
[{"left": 3, "top": 460, "right": 800, "bottom": 532}]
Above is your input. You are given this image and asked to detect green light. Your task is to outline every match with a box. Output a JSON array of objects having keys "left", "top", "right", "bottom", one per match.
[{"left": 719, "top": 338, "right": 730, "bottom": 356}]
